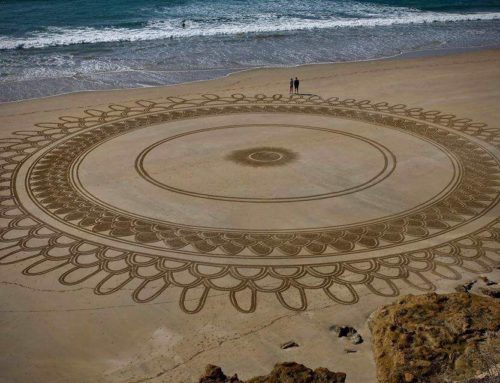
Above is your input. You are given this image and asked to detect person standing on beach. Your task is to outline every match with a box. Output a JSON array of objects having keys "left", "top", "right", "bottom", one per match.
[
  {"left": 294, "top": 77, "right": 300, "bottom": 94},
  {"left": 289, "top": 78, "right": 294, "bottom": 94}
]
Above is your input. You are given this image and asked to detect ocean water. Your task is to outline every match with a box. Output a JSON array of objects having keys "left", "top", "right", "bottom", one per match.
[{"left": 0, "top": 0, "right": 499, "bottom": 102}]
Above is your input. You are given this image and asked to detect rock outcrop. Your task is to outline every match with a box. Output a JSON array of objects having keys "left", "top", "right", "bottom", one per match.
[
  {"left": 199, "top": 362, "right": 346, "bottom": 383},
  {"left": 369, "top": 292, "right": 500, "bottom": 383},
  {"left": 198, "top": 365, "right": 240, "bottom": 382}
]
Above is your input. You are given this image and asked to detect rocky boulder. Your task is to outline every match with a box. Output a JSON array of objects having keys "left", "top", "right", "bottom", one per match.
[
  {"left": 199, "top": 362, "right": 346, "bottom": 383},
  {"left": 369, "top": 292, "right": 500, "bottom": 383}
]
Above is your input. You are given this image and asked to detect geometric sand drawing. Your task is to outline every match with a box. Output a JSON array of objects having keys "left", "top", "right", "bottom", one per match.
[{"left": 1, "top": 94, "right": 499, "bottom": 313}]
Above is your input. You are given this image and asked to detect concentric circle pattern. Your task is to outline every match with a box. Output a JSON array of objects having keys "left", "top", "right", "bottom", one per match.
[
  {"left": 227, "top": 146, "right": 297, "bottom": 167},
  {"left": 1, "top": 94, "right": 499, "bottom": 313}
]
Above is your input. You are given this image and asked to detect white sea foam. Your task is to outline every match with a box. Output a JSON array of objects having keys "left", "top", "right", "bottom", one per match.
[{"left": 0, "top": 11, "right": 499, "bottom": 50}]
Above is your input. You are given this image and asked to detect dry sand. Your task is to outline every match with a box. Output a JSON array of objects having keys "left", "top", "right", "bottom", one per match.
[{"left": 0, "top": 49, "right": 499, "bottom": 383}]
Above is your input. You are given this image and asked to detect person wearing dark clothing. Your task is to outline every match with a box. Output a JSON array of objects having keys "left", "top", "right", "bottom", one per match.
[
  {"left": 294, "top": 77, "right": 299, "bottom": 94},
  {"left": 289, "top": 78, "right": 293, "bottom": 94}
]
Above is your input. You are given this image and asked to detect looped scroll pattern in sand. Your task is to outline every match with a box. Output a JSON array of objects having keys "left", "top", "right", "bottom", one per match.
[
  {"left": 0, "top": 94, "right": 499, "bottom": 313},
  {"left": 24, "top": 100, "right": 500, "bottom": 255}
]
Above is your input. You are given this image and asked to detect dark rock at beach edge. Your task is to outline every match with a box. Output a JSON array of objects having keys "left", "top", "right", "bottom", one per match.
[{"left": 198, "top": 362, "right": 347, "bottom": 383}]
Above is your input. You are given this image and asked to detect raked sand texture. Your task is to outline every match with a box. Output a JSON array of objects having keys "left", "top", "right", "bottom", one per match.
[{"left": 0, "top": 50, "right": 500, "bottom": 383}]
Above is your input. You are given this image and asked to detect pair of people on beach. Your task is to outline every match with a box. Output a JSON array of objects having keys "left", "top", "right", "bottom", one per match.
[{"left": 289, "top": 77, "right": 299, "bottom": 94}]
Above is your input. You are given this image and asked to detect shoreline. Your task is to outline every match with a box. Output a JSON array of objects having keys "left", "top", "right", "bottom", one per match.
[
  {"left": 1, "top": 43, "right": 499, "bottom": 106},
  {"left": 0, "top": 47, "right": 499, "bottom": 383}
]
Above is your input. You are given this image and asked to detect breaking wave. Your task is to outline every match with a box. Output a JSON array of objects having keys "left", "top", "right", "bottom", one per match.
[{"left": 1, "top": 11, "right": 499, "bottom": 50}]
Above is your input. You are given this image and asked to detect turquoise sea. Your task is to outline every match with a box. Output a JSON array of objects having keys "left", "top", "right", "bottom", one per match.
[{"left": 0, "top": 0, "right": 499, "bottom": 102}]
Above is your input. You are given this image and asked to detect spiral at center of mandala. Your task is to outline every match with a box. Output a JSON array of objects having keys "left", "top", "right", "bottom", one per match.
[
  {"left": 227, "top": 146, "right": 297, "bottom": 167},
  {"left": 249, "top": 151, "right": 282, "bottom": 162}
]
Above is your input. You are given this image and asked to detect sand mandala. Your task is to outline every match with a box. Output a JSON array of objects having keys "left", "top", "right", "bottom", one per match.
[{"left": 1, "top": 94, "right": 499, "bottom": 313}]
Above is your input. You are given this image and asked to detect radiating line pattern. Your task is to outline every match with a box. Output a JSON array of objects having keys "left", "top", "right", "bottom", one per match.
[{"left": 0, "top": 94, "right": 499, "bottom": 313}]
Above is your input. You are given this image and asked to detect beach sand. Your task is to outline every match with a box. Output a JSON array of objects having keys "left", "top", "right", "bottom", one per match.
[{"left": 0, "top": 49, "right": 499, "bottom": 383}]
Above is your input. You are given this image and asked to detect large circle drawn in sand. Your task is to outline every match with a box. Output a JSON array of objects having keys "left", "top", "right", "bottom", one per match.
[
  {"left": 2, "top": 94, "right": 500, "bottom": 313},
  {"left": 19, "top": 102, "right": 498, "bottom": 257},
  {"left": 135, "top": 124, "right": 397, "bottom": 203},
  {"left": 63, "top": 113, "right": 459, "bottom": 234}
]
